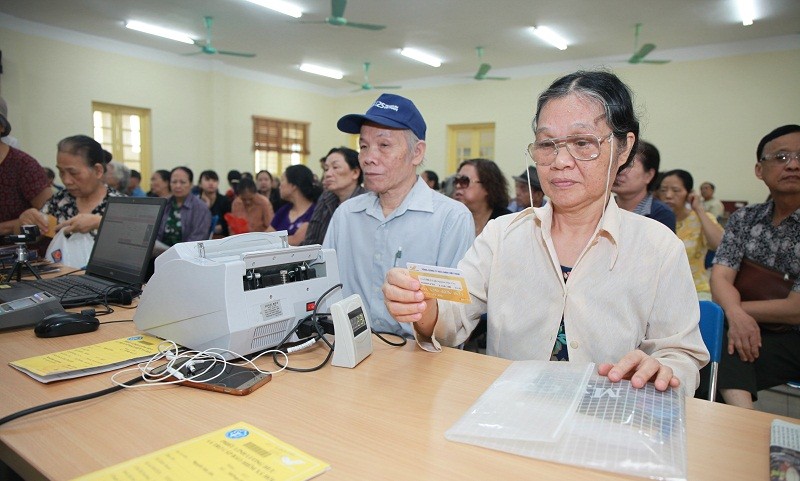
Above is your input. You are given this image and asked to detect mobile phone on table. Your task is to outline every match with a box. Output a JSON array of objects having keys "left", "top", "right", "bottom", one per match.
[{"left": 156, "top": 358, "right": 271, "bottom": 395}]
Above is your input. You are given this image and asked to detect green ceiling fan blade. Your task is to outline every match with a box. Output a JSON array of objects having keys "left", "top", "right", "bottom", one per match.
[
  {"left": 629, "top": 43, "right": 656, "bottom": 63},
  {"left": 186, "top": 16, "right": 256, "bottom": 58},
  {"left": 350, "top": 62, "right": 400, "bottom": 90},
  {"left": 323, "top": 0, "right": 385, "bottom": 30},
  {"left": 217, "top": 50, "right": 256, "bottom": 58},
  {"left": 332, "top": 0, "right": 347, "bottom": 19},
  {"left": 475, "top": 63, "right": 492, "bottom": 79},
  {"left": 473, "top": 47, "right": 509, "bottom": 80},
  {"left": 628, "top": 24, "right": 669, "bottom": 65}
]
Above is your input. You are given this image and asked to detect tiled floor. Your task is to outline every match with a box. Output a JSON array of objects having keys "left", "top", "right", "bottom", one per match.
[{"left": 755, "top": 385, "right": 800, "bottom": 419}]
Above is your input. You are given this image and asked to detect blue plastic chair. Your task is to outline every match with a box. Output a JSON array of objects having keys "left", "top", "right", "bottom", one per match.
[{"left": 698, "top": 300, "right": 724, "bottom": 402}]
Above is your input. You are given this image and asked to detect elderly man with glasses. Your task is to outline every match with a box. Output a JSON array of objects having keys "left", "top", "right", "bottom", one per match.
[{"left": 702, "top": 124, "right": 800, "bottom": 407}]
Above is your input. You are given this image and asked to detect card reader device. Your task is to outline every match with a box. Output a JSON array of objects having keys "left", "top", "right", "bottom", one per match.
[
  {"left": 330, "top": 294, "right": 373, "bottom": 368},
  {"left": 0, "top": 283, "right": 65, "bottom": 330}
]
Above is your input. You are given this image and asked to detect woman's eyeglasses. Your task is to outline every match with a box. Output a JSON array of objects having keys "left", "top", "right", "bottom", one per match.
[
  {"left": 527, "top": 133, "right": 613, "bottom": 166},
  {"left": 454, "top": 175, "right": 481, "bottom": 189}
]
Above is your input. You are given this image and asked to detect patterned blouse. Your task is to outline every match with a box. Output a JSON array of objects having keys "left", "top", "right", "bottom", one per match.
[
  {"left": 713, "top": 201, "right": 800, "bottom": 292},
  {"left": 551, "top": 266, "right": 572, "bottom": 361},
  {"left": 41, "top": 185, "right": 123, "bottom": 237}
]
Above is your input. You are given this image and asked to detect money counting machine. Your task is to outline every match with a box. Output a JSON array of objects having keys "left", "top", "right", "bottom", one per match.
[{"left": 134, "top": 232, "right": 342, "bottom": 357}]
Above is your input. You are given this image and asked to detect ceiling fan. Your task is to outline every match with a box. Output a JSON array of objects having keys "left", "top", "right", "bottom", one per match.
[
  {"left": 473, "top": 47, "right": 509, "bottom": 81},
  {"left": 348, "top": 62, "right": 400, "bottom": 92},
  {"left": 301, "top": 0, "right": 386, "bottom": 31},
  {"left": 185, "top": 16, "right": 256, "bottom": 58},
  {"left": 628, "top": 23, "right": 670, "bottom": 64}
]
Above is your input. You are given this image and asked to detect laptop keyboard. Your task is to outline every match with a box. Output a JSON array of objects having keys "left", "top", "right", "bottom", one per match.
[{"left": 30, "top": 276, "right": 111, "bottom": 304}]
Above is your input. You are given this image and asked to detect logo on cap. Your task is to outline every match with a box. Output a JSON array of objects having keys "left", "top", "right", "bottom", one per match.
[{"left": 374, "top": 101, "right": 399, "bottom": 112}]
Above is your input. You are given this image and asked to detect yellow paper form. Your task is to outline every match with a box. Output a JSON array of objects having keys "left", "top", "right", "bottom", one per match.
[
  {"left": 10, "top": 334, "right": 163, "bottom": 383},
  {"left": 74, "top": 422, "right": 330, "bottom": 481}
]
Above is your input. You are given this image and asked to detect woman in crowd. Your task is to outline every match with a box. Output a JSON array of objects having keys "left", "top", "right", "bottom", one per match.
[
  {"left": 302, "top": 147, "right": 366, "bottom": 246},
  {"left": 453, "top": 158, "right": 510, "bottom": 236},
  {"left": 231, "top": 177, "right": 274, "bottom": 232},
  {"left": 383, "top": 70, "right": 708, "bottom": 395},
  {"left": 0, "top": 116, "right": 51, "bottom": 235},
  {"left": 19, "top": 135, "right": 122, "bottom": 237},
  {"left": 421, "top": 170, "right": 440, "bottom": 191},
  {"left": 104, "top": 160, "right": 130, "bottom": 195},
  {"left": 611, "top": 140, "right": 675, "bottom": 231},
  {"left": 147, "top": 169, "right": 171, "bottom": 198},
  {"left": 157, "top": 166, "right": 211, "bottom": 247},
  {"left": 256, "top": 169, "right": 285, "bottom": 212},
  {"left": 267, "top": 164, "right": 321, "bottom": 245},
  {"left": 658, "top": 169, "right": 724, "bottom": 300},
  {"left": 198, "top": 169, "right": 231, "bottom": 237}
]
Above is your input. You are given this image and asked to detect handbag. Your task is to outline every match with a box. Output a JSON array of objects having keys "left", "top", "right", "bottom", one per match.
[{"left": 733, "top": 257, "right": 796, "bottom": 332}]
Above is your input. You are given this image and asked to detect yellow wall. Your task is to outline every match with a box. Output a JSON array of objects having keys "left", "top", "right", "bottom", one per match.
[{"left": 2, "top": 24, "right": 798, "bottom": 204}]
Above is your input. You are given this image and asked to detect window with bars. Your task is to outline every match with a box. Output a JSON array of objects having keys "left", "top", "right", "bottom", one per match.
[{"left": 252, "top": 116, "right": 309, "bottom": 175}]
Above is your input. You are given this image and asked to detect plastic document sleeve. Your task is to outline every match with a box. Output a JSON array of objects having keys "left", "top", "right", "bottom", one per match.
[{"left": 445, "top": 360, "right": 688, "bottom": 481}]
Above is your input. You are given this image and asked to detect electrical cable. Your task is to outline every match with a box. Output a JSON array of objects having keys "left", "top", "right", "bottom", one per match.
[
  {"left": 271, "top": 283, "right": 343, "bottom": 372},
  {"left": 0, "top": 375, "right": 145, "bottom": 426},
  {"left": 372, "top": 330, "right": 408, "bottom": 346}
]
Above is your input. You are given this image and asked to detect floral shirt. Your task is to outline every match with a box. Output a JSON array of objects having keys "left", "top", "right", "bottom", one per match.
[
  {"left": 41, "top": 185, "right": 122, "bottom": 237},
  {"left": 713, "top": 200, "right": 800, "bottom": 293},
  {"left": 550, "top": 266, "right": 572, "bottom": 361}
]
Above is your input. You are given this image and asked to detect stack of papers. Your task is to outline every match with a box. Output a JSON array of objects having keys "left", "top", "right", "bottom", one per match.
[
  {"left": 9, "top": 335, "right": 164, "bottom": 383},
  {"left": 75, "top": 422, "right": 330, "bottom": 481}
]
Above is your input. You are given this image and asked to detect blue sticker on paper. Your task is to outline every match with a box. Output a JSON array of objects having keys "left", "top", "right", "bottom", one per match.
[
  {"left": 127, "top": 336, "right": 143, "bottom": 341},
  {"left": 226, "top": 429, "right": 250, "bottom": 440}
]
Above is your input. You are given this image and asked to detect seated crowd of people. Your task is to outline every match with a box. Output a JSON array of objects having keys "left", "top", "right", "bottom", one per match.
[{"left": 1, "top": 74, "right": 797, "bottom": 411}]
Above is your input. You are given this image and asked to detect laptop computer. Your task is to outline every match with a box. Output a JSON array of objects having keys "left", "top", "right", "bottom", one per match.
[{"left": 26, "top": 196, "right": 167, "bottom": 307}]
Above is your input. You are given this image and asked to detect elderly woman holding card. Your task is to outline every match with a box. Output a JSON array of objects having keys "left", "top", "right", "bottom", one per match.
[{"left": 382, "top": 71, "right": 708, "bottom": 395}]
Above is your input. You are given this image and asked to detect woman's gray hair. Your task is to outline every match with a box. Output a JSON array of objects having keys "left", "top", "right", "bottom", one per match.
[
  {"left": 107, "top": 161, "right": 131, "bottom": 192},
  {"left": 532, "top": 70, "right": 640, "bottom": 170}
]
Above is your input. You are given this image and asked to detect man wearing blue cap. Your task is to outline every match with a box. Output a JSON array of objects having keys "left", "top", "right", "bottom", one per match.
[{"left": 323, "top": 93, "right": 474, "bottom": 337}]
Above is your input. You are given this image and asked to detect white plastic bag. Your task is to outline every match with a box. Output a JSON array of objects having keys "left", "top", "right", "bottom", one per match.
[
  {"left": 46, "top": 230, "right": 95, "bottom": 269},
  {"left": 446, "top": 361, "right": 688, "bottom": 480}
]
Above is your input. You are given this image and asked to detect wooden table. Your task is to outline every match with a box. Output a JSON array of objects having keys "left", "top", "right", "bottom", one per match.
[{"left": 0, "top": 310, "right": 787, "bottom": 480}]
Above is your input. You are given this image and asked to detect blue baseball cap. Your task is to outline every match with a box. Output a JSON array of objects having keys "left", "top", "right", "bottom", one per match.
[{"left": 337, "top": 93, "right": 426, "bottom": 140}]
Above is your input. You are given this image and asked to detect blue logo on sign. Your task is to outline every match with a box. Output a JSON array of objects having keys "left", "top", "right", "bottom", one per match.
[
  {"left": 127, "top": 336, "right": 143, "bottom": 341},
  {"left": 226, "top": 429, "right": 249, "bottom": 439}
]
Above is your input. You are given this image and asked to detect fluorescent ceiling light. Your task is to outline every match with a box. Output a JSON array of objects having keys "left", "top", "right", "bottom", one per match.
[
  {"left": 299, "top": 63, "right": 343, "bottom": 79},
  {"left": 531, "top": 26, "right": 568, "bottom": 51},
  {"left": 125, "top": 20, "right": 194, "bottom": 44},
  {"left": 736, "top": 0, "right": 755, "bottom": 25},
  {"left": 243, "top": 0, "right": 303, "bottom": 18},
  {"left": 399, "top": 48, "right": 442, "bottom": 68}
]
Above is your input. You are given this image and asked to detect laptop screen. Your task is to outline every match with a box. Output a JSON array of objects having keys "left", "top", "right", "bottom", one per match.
[{"left": 85, "top": 196, "right": 166, "bottom": 285}]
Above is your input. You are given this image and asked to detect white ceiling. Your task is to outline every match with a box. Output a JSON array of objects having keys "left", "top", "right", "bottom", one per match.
[{"left": 2, "top": 0, "right": 799, "bottom": 94}]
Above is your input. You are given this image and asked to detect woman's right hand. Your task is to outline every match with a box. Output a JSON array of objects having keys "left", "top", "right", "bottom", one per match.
[{"left": 18, "top": 208, "right": 48, "bottom": 234}]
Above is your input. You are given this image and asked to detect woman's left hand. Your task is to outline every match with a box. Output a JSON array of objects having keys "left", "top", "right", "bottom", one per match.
[
  {"left": 55, "top": 214, "right": 101, "bottom": 235},
  {"left": 688, "top": 191, "right": 705, "bottom": 213},
  {"left": 597, "top": 350, "right": 680, "bottom": 391}
]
